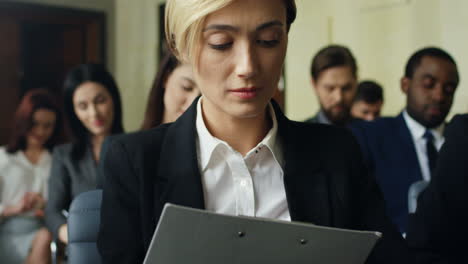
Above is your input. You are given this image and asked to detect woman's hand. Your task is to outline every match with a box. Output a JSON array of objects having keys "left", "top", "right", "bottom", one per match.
[
  {"left": 58, "top": 224, "right": 68, "bottom": 244},
  {"left": 1, "top": 192, "right": 46, "bottom": 217}
]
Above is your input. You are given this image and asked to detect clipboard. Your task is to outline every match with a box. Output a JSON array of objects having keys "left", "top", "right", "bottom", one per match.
[{"left": 143, "top": 204, "right": 381, "bottom": 264}]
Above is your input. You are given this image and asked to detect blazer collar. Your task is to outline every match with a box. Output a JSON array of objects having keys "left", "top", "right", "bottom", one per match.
[
  {"left": 396, "top": 113, "right": 423, "bottom": 179},
  {"left": 157, "top": 98, "right": 331, "bottom": 226},
  {"left": 156, "top": 97, "right": 205, "bottom": 210}
]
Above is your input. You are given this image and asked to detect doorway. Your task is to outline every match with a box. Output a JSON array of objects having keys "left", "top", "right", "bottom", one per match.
[{"left": 0, "top": 2, "right": 106, "bottom": 144}]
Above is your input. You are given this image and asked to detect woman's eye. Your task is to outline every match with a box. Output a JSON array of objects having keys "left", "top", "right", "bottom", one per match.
[
  {"left": 95, "top": 95, "right": 107, "bottom": 104},
  {"left": 182, "top": 86, "right": 193, "bottom": 92},
  {"left": 77, "top": 103, "right": 87, "bottom": 110},
  {"left": 257, "top": 39, "right": 279, "bottom": 47},
  {"left": 208, "top": 42, "right": 232, "bottom": 51}
]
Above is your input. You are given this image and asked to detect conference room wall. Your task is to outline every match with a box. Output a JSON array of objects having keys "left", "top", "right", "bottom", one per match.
[{"left": 286, "top": 0, "right": 468, "bottom": 121}]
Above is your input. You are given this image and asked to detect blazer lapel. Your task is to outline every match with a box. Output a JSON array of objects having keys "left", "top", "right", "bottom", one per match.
[
  {"left": 83, "top": 146, "right": 98, "bottom": 185},
  {"left": 273, "top": 101, "right": 332, "bottom": 226},
  {"left": 156, "top": 98, "right": 205, "bottom": 210}
]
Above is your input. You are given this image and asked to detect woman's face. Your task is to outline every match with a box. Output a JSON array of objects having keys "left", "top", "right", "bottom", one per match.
[
  {"left": 26, "top": 108, "right": 56, "bottom": 149},
  {"left": 73, "top": 81, "right": 115, "bottom": 137},
  {"left": 195, "top": 0, "right": 288, "bottom": 120},
  {"left": 163, "top": 64, "right": 199, "bottom": 123}
]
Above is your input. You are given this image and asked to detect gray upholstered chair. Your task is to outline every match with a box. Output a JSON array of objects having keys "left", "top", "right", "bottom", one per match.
[{"left": 67, "top": 190, "right": 103, "bottom": 264}]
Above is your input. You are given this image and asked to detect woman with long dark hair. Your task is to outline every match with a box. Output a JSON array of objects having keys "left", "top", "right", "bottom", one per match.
[
  {"left": 45, "top": 63, "right": 124, "bottom": 245},
  {"left": 0, "top": 89, "right": 62, "bottom": 264},
  {"left": 141, "top": 52, "right": 200, "bottom": 130}
]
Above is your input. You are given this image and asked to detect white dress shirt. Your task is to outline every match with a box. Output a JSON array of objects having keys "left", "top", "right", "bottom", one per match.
[
  {"left": 0, "top": 147, "right": 52, "bottom": 216},
  {"left": 403, "top": 111, "right": 445, "bottom": 181},
  {"left": 196, "top": 99, "right": 290, "bottom": 221}
]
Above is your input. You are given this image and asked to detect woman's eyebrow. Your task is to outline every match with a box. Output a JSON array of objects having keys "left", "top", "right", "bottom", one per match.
[
  {"left": 182, "top": 77, "right": 196, "bottom": 84},
  {"left": 203, "top": 24, "right": 239, "bottom": 32},
  {"left": 256, "top": 20, "right": 284, "bottom": 31},
  {"left": 203, "top": 20, "right": 284, "bottom": 32}
]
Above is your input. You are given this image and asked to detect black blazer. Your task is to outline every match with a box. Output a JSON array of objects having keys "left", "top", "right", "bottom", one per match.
[
  {"left": 406, "top": 114, "right": 468, "bottom": 264},
  {"left": 97, "top": 99, "right": 410, "bottom": 264}
]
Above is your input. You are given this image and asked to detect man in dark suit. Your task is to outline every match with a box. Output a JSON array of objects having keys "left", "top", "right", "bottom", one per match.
[
  {"left": 406, "top": 114, "right": 468, "bottom": 264},
  {"left": 351, "top": 47, "right": 460, "bottom": 234},
  {"left": 304, "top": 45, "right": 358, "bottom": 126}
]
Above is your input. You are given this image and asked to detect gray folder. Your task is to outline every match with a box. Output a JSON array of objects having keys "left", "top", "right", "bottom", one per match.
[{"left": 143, "top": 204, "right": 381, "bottom": 264}]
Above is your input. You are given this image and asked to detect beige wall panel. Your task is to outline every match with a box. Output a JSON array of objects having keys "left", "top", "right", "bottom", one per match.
[{"left": 285, "top": 0, "right": 467, "bottom": 120}]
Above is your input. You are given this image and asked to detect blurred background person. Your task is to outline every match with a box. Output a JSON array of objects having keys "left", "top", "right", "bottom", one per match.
[
  {"left": 351, "top": 80, "right": 384, "bottom": 121},
  {"left": 141, "top": 52, "right": 200, "bottom": 130},
  {"left": 0, "top": 89, "right": 62, "bottom": 264},
  {"left": 45, "top": 64, "right": 124, "bottom": 245},
  {"left": 351, "top": 47, "right": 459, "bottom": 234},
  {"left": 305, "top": 45, "right": 358, "bottom": 126}
]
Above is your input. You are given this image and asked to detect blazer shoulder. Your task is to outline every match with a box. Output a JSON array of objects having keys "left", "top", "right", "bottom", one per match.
[
  {"left": 303, "top": 116, "right": 317, "bottom": 123},
  {"left": 52, "top": 143, "right": 73, "bottom": 159},
  {"left": 350, "top": 116, "right": 403, "bottom": 139},
  {"left": 290, "top": 120, "right": 357, "bottom": 148},
  {"left": 446, "top": 114, "right": 468, "bottom": 139},
  {"left": 357, "top": 116, "right": 399, "bottom": 129},
  {"left": 107, "top": 124, "right": 171, "bottom": 154}
]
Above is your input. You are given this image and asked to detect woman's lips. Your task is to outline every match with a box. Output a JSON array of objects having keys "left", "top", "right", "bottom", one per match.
[
  {"left": 31, "top": 134, "right": 45, "bottom": 142},
  {"left": 229, "top": 87, "right": 259, "bottom": 99},
  {"left": 93, "top": 119, "right": 105, "bottom": 127}
]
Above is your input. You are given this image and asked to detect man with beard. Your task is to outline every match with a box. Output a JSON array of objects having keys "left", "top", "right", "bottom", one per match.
[
  {"left": 305, "top": 45, "right": 358, "bottom": 126},
  {"left": 351, "top": 47, "right": 459, "bottom": 234}
]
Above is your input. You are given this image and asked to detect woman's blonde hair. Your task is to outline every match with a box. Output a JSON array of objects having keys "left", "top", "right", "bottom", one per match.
[{"left": 165, "top": 0, "right": 296, "bottom": 64}]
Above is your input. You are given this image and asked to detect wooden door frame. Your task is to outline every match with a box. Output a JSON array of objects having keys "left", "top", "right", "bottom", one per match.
[{"left": 0, "top": 1, "right": 107, "bottom": 65}]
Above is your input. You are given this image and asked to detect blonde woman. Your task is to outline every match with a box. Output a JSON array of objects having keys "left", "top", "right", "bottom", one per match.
[{"left": 98, "top": 0, "right": 410, "bottom": 263}]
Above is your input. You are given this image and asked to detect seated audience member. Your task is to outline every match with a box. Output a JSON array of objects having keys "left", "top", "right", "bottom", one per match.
[
  {"left": 0, "top": 89, "right": 62, "bottom": 264},
  {"left": 141, "top": 52, "right": 200, "bottom": 130},
  {"left": 351, "top": 80, "right": 384, "bottom": 121},
  {"left": 351, "top": 47, "right": 459, "bottom": 234},
  {"left": 45, "top": 64, "right": 124, "bottom": 245},
  {"left": 407, "top": 114, "right": 468, "bottom": 264},
  {"left": 97, "top": 0, "right": 411, "bottom": 263},
  {"left": 305, "top": 45, "right": 358, "bottom": 126}
]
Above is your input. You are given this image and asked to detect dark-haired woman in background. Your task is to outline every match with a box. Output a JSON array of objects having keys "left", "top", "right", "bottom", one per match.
[
  {"left": 141, "top": 52, "right": 199, "bottom": 130},
  {"left": 0, "top": 89, "right": 62, "bottom": 264},
  {"left": 45, "top": 64, "right": 124, "bottom": 245}
]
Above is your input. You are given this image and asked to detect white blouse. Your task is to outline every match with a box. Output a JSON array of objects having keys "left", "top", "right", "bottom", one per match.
[
  {"left": 196, "top": 99, "right": 290, "bottom": 221},
  {"left": 0, "top": 146, "right": 52, "bottom": 217}
]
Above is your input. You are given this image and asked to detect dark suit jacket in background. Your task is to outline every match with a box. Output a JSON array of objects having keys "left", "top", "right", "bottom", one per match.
[
  {"left": 407, "top": 114, "right": 468, "bottom": 264},
  {"left": 97, "top": 99, "right": 410, "bottom": 264},
  {"left": 350, "top": 113, "right": 423, "bottom": 233},
  {"left": 304, "top": 110, "right": 328, "bottom": 124},
  {"left": 45, "top": 143, "right": 98, "bottom": 239}
]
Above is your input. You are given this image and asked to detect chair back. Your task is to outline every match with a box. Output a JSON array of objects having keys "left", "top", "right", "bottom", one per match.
[{"left": 68, "top": 190, "right": 103, "bottom": 264}]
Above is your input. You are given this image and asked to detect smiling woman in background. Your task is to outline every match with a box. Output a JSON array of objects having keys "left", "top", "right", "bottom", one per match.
[
  {"left": 98, "top": 0, "right": 411, "bottom": 263},
  {"left": 141, "top": 52, "right": 200, "bottom": 130},
  {"left": 45, "top": 63, "right": 124, "bottom": 245},
  {"left": 0, "top": 89, "right": 62, "bottom": 264}
]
